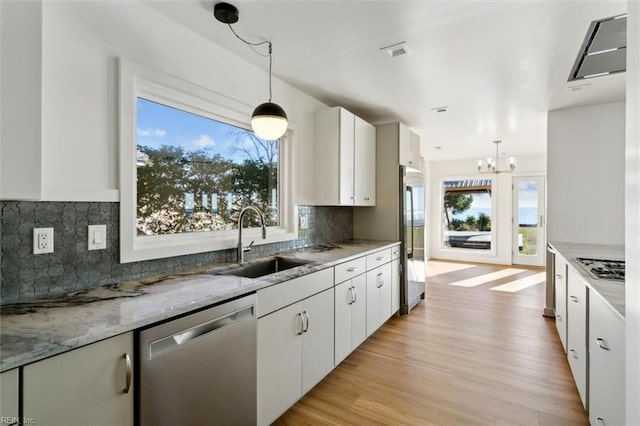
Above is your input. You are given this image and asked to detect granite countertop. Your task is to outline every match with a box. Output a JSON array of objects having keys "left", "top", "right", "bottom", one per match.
[
  {"left": 549, "top": 241, "right": 625, "bottom": 321},
  {"left": 0, "top": 240, "right": 399, "bottom": 372}
]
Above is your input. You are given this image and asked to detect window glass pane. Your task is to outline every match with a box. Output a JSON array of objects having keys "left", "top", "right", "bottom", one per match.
[
  {"left": 442, "top": 179, "right": 492, "bottom": 250},
  {"left": 517, "top": 181, "right": 539, "bottom": 255},
  {"left": 136, "top": 97, "right": 279, "bottom": 236}
]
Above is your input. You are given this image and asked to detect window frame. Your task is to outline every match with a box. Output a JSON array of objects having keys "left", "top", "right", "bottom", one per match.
[
  {"left": 119, "top": 59, "right": 297, "bottom": 263},
  {"left": 439, "top": 175, "right": 497, "bottom": 257}
]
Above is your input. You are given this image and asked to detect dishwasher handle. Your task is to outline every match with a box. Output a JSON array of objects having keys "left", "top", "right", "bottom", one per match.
[{"left": 148, "top": 305, "right": 254, "bottom": 359}]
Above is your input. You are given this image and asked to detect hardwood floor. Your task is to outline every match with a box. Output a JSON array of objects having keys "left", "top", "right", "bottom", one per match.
[{"left": 275, "top": 260, "right": 588, "bottom": 426}]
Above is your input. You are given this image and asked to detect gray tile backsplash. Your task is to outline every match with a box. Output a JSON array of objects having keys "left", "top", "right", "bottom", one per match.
[{"left": 0, "top": 202, "right": 352, "bottom": 304}]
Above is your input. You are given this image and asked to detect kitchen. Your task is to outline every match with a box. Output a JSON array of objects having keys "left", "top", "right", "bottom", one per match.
[{"left": 0, "top": 1, "right": 638, "bottom": 426}]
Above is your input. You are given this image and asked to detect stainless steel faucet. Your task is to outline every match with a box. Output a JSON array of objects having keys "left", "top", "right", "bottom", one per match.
[{"left": 237, "top": 205, "right": 267, "bottom": 263}]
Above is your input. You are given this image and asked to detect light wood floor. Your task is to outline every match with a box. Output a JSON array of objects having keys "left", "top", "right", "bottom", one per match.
[{"left": 275, "top": 260, "right": 588, "bottom": 426}]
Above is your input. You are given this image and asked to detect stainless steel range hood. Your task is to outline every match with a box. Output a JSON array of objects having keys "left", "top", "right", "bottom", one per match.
[{"left": 568, "top": 14, "right": 627, "bottom": 81}]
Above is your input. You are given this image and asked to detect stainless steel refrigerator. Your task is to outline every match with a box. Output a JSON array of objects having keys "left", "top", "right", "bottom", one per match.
[{"left": 399, "top": 165, "right": 426, "bottom": 314}]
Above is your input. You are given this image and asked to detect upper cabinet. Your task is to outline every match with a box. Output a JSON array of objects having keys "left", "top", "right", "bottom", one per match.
[
  {"left": 398, "top": 124, "right": 422, "bottom": 168},
  {"left": 314, "top": 107, "right": 376, "bottom": 206}
]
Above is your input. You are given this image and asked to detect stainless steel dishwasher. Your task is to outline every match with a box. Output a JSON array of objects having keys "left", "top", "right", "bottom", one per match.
[{"left": 138, "top": 293, "right": 256, "bottom": 426}]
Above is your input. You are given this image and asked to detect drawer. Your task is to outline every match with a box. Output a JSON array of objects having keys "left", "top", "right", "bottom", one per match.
[
  {"left": 366, "top": 248, "right": 392, "bottom": 271},
  {"left": 567, "top": 320, "right": 588, "bottom": 409},
  {"left": 257, "top": 268, "right": 333, "bottom": 318},
  {"left": 390, "top": 245, "right": 401, "bottom": 260},
  {"left": 334, "top": 257, "right": 366, "bottom": 284},
  {"left": 567, "top": 267, "right": 587, "bottom": 334}
]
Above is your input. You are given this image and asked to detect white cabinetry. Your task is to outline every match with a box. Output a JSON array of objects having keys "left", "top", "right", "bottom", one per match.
[
  {"left": 23, "top": 332, "right": 134, "bottom": 426},
  {"left": 314, "top": 106, "right": 376, "bottom": 206},
  {"left": 554, "top": 256, "right": 568, "bottom": 352},
  {"left": 335, "top": 271, "right": 367, "bottom": 365},
  {"left": 257, "top": 269, "right": 334, "bottom": 426},
  {"left": 0, "top": 368, "right": 19, "bottom": 425},
  {"left": 589, "top": 292, "right": 625, "bottom": 426},
  {"left": 365, "top": 248, "right": 393, "bottom": 337},
  {"left": 399, "top": 127, "right": 422, "bottom": 169},
  {"left": 391, "top": 245, "right": 401, "bottom": 314},
  {"left": 566, "top": 267, "right": 588, "bottom": 408}
]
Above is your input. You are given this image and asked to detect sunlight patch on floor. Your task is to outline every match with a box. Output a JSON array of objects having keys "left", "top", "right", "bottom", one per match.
[
  {"left": 448, "top": 268, "right": 527, "bottom": 288},
  {"left": 489, "top": 272, "right": 546, "bottom": 293},
  {"left": 426, "top": 261, "right": 477, "bottom": 277}
]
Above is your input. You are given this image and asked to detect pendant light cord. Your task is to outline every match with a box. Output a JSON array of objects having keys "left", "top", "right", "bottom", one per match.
[{"left": 226, "top": 23, "right": 273, "bottom": 101}]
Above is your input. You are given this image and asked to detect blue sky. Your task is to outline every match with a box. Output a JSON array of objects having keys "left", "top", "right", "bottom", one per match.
[{"left": 136, "top": 97, "right": 257, "bottom": 162}]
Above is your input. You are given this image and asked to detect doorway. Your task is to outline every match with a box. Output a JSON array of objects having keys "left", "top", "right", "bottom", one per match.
[{"left": 512, "top": 176, "right": 545, "bottom": 266}]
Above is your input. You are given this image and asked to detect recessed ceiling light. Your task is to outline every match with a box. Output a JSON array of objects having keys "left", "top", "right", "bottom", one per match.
[
  {"left": 379, "top": 41, "right": 412, "bottom": 57},
  {"left": 431, "top": 106, "right": 448, "bottom": 113}
]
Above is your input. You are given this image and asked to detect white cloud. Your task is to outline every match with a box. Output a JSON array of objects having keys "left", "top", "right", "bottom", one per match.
[
  {"left": 190, "top": 134, "right": 215, "bottom": 150},
  {"left": 137, "top": 127, "right": 167, "bottom": 138}
]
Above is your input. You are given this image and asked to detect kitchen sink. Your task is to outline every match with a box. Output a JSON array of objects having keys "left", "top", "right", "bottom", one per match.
[{"left": 218, "top": 257, "right": 314, "bottom": 278}]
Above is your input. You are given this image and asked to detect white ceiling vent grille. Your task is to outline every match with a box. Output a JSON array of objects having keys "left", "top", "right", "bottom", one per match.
[
  {"left": 380, "top": 42, "right": 412, "bottom": 58},
  {"left": 568, "top": 14, "right": 627, "bottom": 81}
]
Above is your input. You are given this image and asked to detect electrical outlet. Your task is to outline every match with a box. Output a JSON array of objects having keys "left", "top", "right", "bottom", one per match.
[
  {"left": 299, "top": 215, "right": 309, "bottom": 230},
  {"left": 33, "top": 227, "right": 54, "bottom": 254}
]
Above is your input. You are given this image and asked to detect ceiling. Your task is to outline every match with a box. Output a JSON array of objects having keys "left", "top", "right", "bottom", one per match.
[{"left": 145, "top": 0, "right": 627, "bottom": 162}]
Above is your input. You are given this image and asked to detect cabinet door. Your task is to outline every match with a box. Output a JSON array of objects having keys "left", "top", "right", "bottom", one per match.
[
  {"left": 335, "top": 279, "right": 354, "bottom": 365},
  {"left": 302, "top": 288, "right": 335, "bottom": 394},
  {"left": 408, "top": 131, "right": 422, "bottom": 168},
  {"left": 350, "top": 274, "right": 368, "bottom": 351},
  {"left": 398, "top": 122, "right": 411, "bottom": 166},
  {"left": 391, "top": 258, "right": 400, "bottom": 314},
  {"left": 257, "top": 302, "right": 303, "bottom": 426},
  {"left": 354, "top": 115, "right": 376, "bottom": 206},
  {"left": 23, "top": 332, "right": 134, "bottom": 426},
  {"left": 338, "top": 108, "right": 355, "bottom": 205},
  {"left": 0, "top": 368, "right": 19, "bottom": 424},
  {"left": 366, "top": 268, "right": 382, "bottom": 336},
  {"left": 379, "top": 262, "right": 393, "bottom": 322},
  {"left": 554, "top": 256, "right": 567, "bottom": 352},
  {"left": 589, "top": 292, "right": 625, "bottom": 426},
  {"left": 567, "top": 320, "right": 588, "bottom": 409}
]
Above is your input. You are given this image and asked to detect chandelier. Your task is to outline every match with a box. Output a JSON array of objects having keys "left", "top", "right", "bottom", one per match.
[{"left": 476, "top": 140, "right": 517, "bottom": 174}]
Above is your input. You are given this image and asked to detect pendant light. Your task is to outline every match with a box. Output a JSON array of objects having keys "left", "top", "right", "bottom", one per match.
[
  {"left": 476, "top": 140, "right": 517, "bottom": 174},
  {"left": 214, "top": 2, "right": 288, "bottom": 140}
]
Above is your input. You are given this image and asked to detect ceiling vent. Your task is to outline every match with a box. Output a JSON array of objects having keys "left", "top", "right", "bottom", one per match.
[
  {"left": 568, "top": 14, "right": 627, "bottom": 81},
  {"left": 380, "top": 42, "right": 412, "bottom": 57}
]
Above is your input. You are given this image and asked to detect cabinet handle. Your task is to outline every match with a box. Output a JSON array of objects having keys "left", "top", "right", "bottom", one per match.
[
  {"left": 302, "top": 310, "right": 309, "bottom": 333},
  {"left": 596, "top": 417, "right": 605, "bottom": 425},
  {"left": 596, "top": 338, "right": 610, "bottom": 351},
  {"left": 569, "top": 349, "right": 578, "bottom": 359},
  {"left": 296, "top": 313, "right": 304, "bottom": 335},
  {"left": 376, "top": 256, "right": 384, "bottom": 261},
  {"left": 556, "top": 314, "right": 562, "bottom": 321},
  {"left": 347, "top": 267, "right": 357, "bottom": 272},
  {"left": 555, "top": 274, "right": 562, "bottom": 279},
  {"left": 569, "top": 296, "right": 579, "bottom": 303},
  {"left": 364, "top": 197, "right": 370, "bottom": 201},
  {"left": 347, "top": 287, "right": 354, "bottom": 305},
  {"left": 123, "top": 353, "right": 132, "bottom": 394},
  {"left": 351, "top": 286, "right": 357, "bottom": 304}
]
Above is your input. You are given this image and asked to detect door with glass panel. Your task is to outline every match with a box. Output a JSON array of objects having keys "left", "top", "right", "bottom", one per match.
[{"left": 512, "top": 176, "right": 545, "bottom": 266}]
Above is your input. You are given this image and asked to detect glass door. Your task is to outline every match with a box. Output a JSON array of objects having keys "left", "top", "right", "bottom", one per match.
[{"left": 512, "top": 176, "right": 545, "bottom": 266}]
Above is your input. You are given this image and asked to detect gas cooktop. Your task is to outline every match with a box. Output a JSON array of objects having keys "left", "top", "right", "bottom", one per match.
[{"left": 575, "top": 257, "right": 625, "bottom": 282}]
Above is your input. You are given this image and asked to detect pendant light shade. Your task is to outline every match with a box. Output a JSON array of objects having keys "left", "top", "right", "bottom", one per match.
[{"left": 251, "top": 102, "right": 288, "bottom": 140}]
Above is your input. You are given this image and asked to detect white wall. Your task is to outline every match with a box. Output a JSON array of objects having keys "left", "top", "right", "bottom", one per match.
[
  {"left": 547, "top": 102, "right": 625, "bottom": 245},
  {"left": 0, "top": 1, "right": 325, "bottom": 204},
  {"left": 626, "top": 2, "right": 639, "bottom": 424},
  {"left": 427, "top": 155, "right": 546, "bottom": 265}
]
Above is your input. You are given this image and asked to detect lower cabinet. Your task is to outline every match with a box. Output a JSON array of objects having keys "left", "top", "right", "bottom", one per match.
[
  {"left": 566, "top": 267, "right": 588, "bottom": 409},
  {"left": 554, "top": 255, "right": 567, "bottom": 352},
  {"left": 0, "top": 368, "right": 19, "bottom": 425},
  {"left": 22, "top": 332, "right": 134, "bottom": 426},
  {"left": 589, "top": 291, "right": 625, "bottom": 426},
  {"left": 366, "top": 262, "right": 392, "bottom": 337},
  {"left": 391, "top": 258, "right": 400, "bottom": 314},
  {"left": 257, "top": 287, "right": 334, "bottom": 426},
  {"left": 334, "top": 274, "right": 367, "bottom": 365}
]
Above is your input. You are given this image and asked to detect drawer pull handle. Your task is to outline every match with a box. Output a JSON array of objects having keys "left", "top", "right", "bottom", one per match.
[
  {"left": 364, "top": 197, "right": 370, "bottom": 201},
  {"left": 556, "top": 314, "right": 562, "bottom": 321},
  {"left": 376, "top": 256, "right": 384, "bottom": 261},
  {"left": 569, "top": 296, "right": 579, "bottom": 303},
  {"left": 296, "top": 313, "right": 304, "bottom": 335},
  {"left": 596, "top": 338, "right": 610, "bottom": 351},
  {"left": 596, "top": 417, "right": 605, "bottom": 425},
  {"left": 347, "top": 267, "right": 357, "bottom": 272},
  {"left": 302, "top": 310, "right": 309, "bottom": 333},
  {"left": 123, "top": 353, "right": 132, "bottom": 394},
  {"left": 569, "top": 349, "right": 578, "bottom": 359},
  {"left": 555, "top": 274, "right": 562, "bottom": 279}
]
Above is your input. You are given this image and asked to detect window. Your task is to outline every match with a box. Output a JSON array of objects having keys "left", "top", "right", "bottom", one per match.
[
  {"left": 136, "top": 98, "right": 279, "bottom": 236},
  {"left": 441, "top": 179, "right": 493, "bottom": 251},
  {"left": 119, "top": 59, "right": 296, "bottom": 262}
]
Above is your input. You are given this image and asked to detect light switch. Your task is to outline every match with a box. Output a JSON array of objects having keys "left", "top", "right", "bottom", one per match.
[
  {"left": 299, "top": 215, "right": 309, "bottom": 230},
  {"left": 88, "top": 225, "right": 107, "bottom": 250}
]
